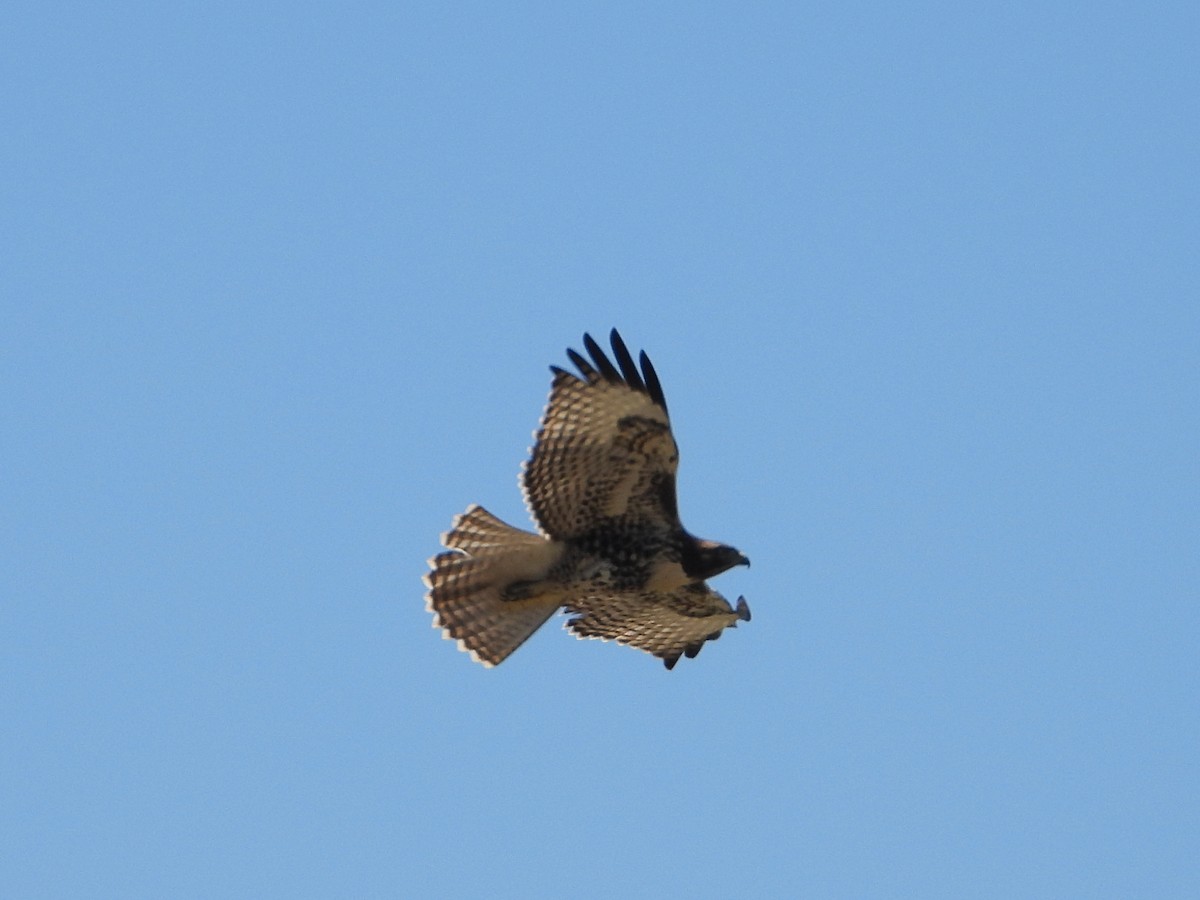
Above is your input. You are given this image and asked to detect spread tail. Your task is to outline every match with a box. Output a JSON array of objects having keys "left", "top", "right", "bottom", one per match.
[{"left": 424, "top": 505, "right": 563, "bottom": 667}]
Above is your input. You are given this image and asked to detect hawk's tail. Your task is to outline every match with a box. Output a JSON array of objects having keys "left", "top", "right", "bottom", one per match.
[{"left": 424, "top": 505, "right": 563, "bottom": 667}]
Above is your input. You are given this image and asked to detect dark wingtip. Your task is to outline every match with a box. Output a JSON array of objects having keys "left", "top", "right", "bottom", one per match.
[
  {"left": 736, "top": 596, "right": 751, "bottom": 622},
  {"left": 563, "top": 331, "right": 669, "bottom": 413},
  {"left": 608, "top": 329, "right": 645, "bottom": 392},
  {"left": 639, "top": 350, "right": 668, "bottom": 413},
  {"left": 566, "top": 347, "right": 597, "bottom": 381},
  {"left": 582, "top": 332, "right": 622, "bottom": 383}
]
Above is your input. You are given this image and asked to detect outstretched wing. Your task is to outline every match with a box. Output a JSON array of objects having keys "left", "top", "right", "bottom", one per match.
[
  {"left": 565, "top": 583, "right": 752, "bottom": 669},
  {"left": 522, "top": 329, "right": 679, "bottom": 540}
]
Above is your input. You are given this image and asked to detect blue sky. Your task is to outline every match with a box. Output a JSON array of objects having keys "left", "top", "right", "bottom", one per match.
[{"left": 3, "top": 2, "right": 1197, "bottom": 896}]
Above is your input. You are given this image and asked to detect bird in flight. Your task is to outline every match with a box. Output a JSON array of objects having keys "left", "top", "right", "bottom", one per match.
[{"left": 425, "top": 329, "right": 750, "bottom": 669}]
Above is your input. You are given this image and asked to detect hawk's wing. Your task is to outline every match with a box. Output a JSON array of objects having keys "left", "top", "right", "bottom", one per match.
[
  {"left": 565, "top": 583, "right": 752, "bottom": 669},
  {"left": 521, "top": 329, "right": 679, "bottom": 540}
]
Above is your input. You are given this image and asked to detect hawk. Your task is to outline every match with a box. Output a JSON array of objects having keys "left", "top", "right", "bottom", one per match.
[{"left": 425, "top": 329, "right": 750, "bottom": 669}]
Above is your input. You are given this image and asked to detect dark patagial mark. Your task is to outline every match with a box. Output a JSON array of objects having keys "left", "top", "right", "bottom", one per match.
[{"left": 653, "top": 472, "right": 680, "bottom": 521}]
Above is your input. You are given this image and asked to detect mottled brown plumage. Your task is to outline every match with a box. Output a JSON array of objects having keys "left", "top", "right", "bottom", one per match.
[{"left": 425, "top": 330, "right": 749, "bottom": 668}]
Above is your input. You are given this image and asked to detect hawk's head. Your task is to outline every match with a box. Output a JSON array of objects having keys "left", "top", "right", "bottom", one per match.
[{"left": 681, "top": 537, "right": 750, "bottom": 581}]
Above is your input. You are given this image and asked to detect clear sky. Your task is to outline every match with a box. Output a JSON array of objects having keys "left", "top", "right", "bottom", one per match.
[{"left": 3, "top": 2, "right": 1197, "bottom": 897}]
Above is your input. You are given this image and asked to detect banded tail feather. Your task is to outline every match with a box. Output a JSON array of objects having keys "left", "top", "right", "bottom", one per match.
[{"left": 424, "top": 505, "right": 563, "bottom": 667}]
